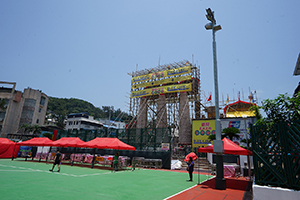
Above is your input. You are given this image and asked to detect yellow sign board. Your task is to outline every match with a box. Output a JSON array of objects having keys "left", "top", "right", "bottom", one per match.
[
  {"left": 131, "top": 66, "right": 191, "bottom": 84},
  {"left": 192, "top": 120, "right": 215, "bottom": 149},
  {"left": 131, "top": 83, "right": 192, "bottom": 98},
  {"left": 225, "top": 111, "right": 255, "bottom": 118},
  {"left": 131, "top": 75, "right": 192, "bottom": 89}
]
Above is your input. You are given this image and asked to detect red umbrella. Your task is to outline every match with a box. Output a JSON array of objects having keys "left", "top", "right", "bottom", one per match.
[{"left": 184, "top": 152, "right": 198, "bottom": 162}]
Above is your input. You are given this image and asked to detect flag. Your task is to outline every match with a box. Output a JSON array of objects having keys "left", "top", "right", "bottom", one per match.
[
  {"left": 226, "top": 94, "right": 229, "bottom": 104},
  {"left": 206, "top": 93, "right": 212, "bottom": 102},
  {"left": 249, "top": 92, "right": 253, "bottom": 102}
]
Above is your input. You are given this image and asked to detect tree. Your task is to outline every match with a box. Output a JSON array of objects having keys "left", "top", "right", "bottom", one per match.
[
  {"left": 208, "top": 134, "right": 225, "bottom": 141},
  {"left": 32, "top": 125, "right": 42, "bottom": 136},
  {"left": 251, "top": 93, "right": 300, "bottom": 125},
  {"left": 20, "top": 124, "right": 33, "bottom": 134},
  {"left": 56, "top": 114, "right": 66, "bottom": 130},
  {"left": 102, "top": 106, "right": 112, "bottom": 118},
  {"left": 240, "top": 138, "right": 252, "bottom": 151},
  {"left": 47, "top": 97, "right": 131, "bottom": 124},
  {"left": 42, "top": 132, "right": 53, "bottom": 140},
  {"left": 222, "top": 127, "right": 240, "bottom": 141},
  {"left": 20, "top": 124, "right": 42, "bottom": 136},
  {"left": 262, "top": 93, "right": 300, "bottom": 124},
  {"left": 207, "top": 127, "right": 240, "bottom": 141},
  {"left": 249, "top": 104, "right": 263, "bottom": 124}
]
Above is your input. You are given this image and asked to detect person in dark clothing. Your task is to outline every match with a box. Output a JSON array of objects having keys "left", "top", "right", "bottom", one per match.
[
  {"left": 49, "top": 150, "right": 62, "bottom": 172},
  {"left": 187, "top": 157, "right": 194, "bottom": 181},
  {"left": 113, "top": 152, "right": 120, "bottom": 171}
]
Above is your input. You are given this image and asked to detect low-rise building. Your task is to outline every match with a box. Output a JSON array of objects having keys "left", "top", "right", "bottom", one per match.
[
  {"left": 98, "top": 118, "right": 126, "bottom": 129},
  {"left": 65, "top": 112, "right": 103, "bottom": 130}
]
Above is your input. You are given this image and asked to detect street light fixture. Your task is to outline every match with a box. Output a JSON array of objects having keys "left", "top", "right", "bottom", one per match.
[{"left": 205, "top": 8, "right": 226, "bottom": 190}]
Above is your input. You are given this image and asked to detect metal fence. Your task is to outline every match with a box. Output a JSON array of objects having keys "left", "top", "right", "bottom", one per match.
[
  {"left": 251, "top": 120, "right": 300, "bottom": 190},
  {"left": 57, "top": 127, "right": 172, "bottom": 152},
  {"left": 57, "top": 128, "right": 172, "bottom": 168}
]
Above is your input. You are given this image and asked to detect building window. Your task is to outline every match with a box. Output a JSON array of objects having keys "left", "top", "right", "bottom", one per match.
[
  {"left": 40, "top": 96, "right": 46, "bottom": 106},
  {"left": 69, "top": 122, "right": 72, "bottom": 125},
  {"left": 36, "top": 119, "right": 39, "bottom": 123},
  {"left": 39, "top": 108, "right": 41, "bottom": 112}
]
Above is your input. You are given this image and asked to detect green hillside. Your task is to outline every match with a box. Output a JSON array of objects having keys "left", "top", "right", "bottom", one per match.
[{"left": 47, "top": 97, "right": 130, "bottom": 121}]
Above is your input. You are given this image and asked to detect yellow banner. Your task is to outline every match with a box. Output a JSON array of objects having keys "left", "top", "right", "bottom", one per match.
[
  {"left": 131, "top": 83, "right": 192, "bottom": 98},
  {"left": 192, "top": 120, "right": 215, "bottom": 149},
  {"left": 131, "top": 75, "right": 192, "bottom": 89},
  {"left": 131, "top": 66, "right": 191, "bottom": 84},
  {"left": 225, "top": 111, "right": 255, "bottom": 118},
  {"left": 96, "top": 156, "right": 104, "bottom": 162}
]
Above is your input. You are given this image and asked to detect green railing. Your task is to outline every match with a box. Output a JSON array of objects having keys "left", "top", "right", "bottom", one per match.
[
  {"left": 251, "top": 121, "right": 300, "bottom": 190},
  {"left": 57, "top": 127, "right": 171, "bottom": 152}
]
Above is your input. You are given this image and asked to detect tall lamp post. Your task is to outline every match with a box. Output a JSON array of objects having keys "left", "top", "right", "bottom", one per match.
[
  {"left": 205, "top": 8, "right": 226, "bottom": 190},
  {"left": 243, "top": 115, "right": 252, "bottom": 180}
]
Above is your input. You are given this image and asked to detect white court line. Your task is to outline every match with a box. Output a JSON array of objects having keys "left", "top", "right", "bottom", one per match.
[
  {"left": 163, "top": 184, "right": 198, "bottom": 200},
  {"left": 0, "top": 164, "right": 129, "bottom": 177},
  {"left": 0, "top": 170, "right": 35, "bottom": 172},
  {"left": 163, "top": 176, "right": 216, "bottom": 200}
]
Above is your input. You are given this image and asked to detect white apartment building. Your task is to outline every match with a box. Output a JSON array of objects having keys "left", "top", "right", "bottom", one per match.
[
  {"left": 65, "top": 112, "right": 103, "bottom": 130},
  {"left": 99, "top": 119, "right": 126, "bottom": 129}
]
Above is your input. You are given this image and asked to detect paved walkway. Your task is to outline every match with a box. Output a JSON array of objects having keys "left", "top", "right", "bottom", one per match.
[{"left": 166, "top": 177, "right": 253, "bottom": 200}]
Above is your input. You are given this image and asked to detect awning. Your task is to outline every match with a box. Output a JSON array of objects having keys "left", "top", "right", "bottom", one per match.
[
  {"left": 198, "top": 138, "right": 252, "bottom": 156},
  {"left": 52, "top": 137, "right": 85, "bottom": 148},
  {"left": 0, "top": 138, "right": 19, "bottom": 158},
  {"left": 17, "top": 137, "right": 53, "bottom": 146},
  {"left": 83, "top": 137, "right": 135, "bottom": 150}
]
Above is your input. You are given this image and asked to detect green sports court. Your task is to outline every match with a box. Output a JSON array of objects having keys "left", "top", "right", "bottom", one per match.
[{"left": 0, "top": 159, "right": 213, "bottom": 200}]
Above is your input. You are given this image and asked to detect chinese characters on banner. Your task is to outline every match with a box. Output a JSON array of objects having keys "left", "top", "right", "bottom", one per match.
[
  {"left": 192, "top": 117, "right": 256, "bottom": 148},
  {"left": 192, "top": 120, "right": 216, "bottom": 149}
]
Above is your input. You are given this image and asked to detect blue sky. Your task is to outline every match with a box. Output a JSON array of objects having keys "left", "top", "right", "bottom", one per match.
[{"left": 1, "top": 1, "right": 299, "bottom": 114}]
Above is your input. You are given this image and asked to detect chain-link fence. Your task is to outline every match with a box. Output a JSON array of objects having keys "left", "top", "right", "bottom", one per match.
[
  {"left": 56, "top": 128, "right": 172, "bottom": 168},
  {"left": 57, "top": 127, "right": 171, "bottom": 152}
]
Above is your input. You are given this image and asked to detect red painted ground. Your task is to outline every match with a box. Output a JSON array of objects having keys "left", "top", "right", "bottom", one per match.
[{"left": 166, "top": 177, "right": 250, "bottom": 200}]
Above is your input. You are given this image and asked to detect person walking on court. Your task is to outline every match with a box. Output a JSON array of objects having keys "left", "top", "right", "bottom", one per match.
[
  {"left": 113, "top": 152, "right": 120, "bottom": 171},
  {"left": 187, "top": 157, "right": 194, "bottom": 181},
  {"left": 49, "top": 150, "right": 62, "bottom": 172}
]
